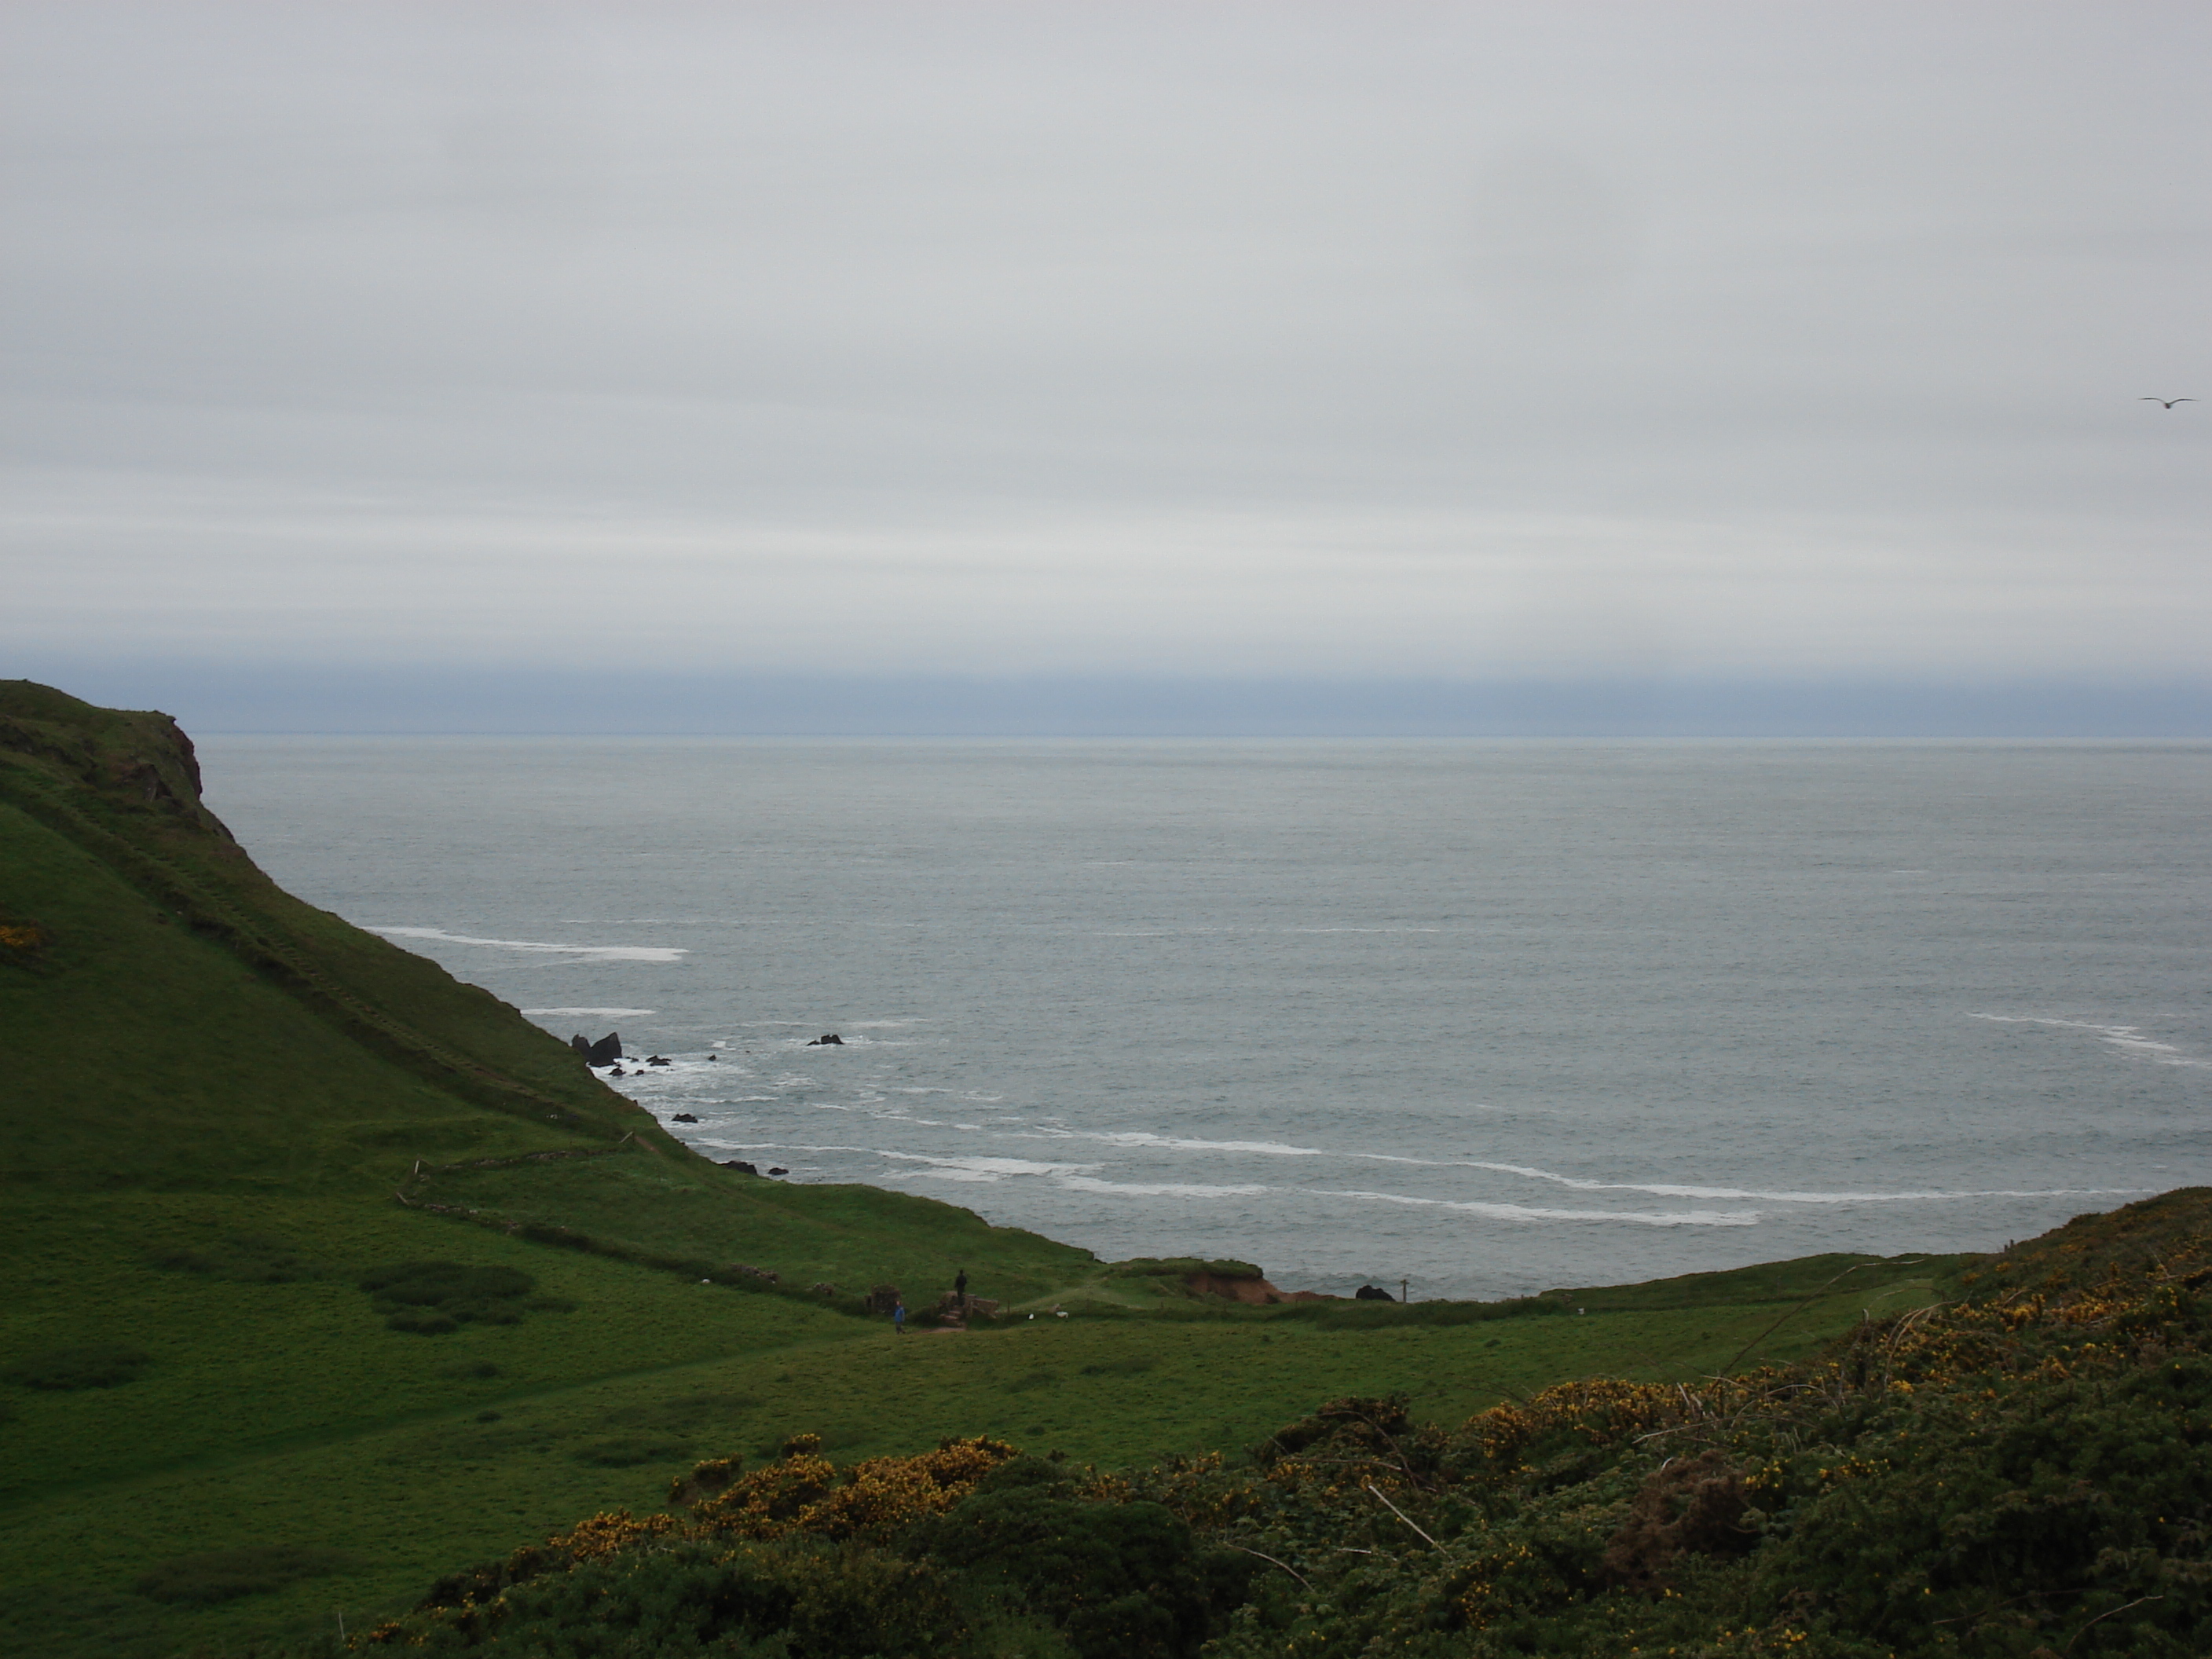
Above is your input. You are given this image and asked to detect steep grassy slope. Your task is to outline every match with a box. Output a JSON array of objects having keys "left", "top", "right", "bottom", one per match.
[
  {"left": 0, "top": 681, "right": 1101, "bottom": 1654},
  {"left": 0, "top": 683, "right": 1980, "bottom": 1657}
]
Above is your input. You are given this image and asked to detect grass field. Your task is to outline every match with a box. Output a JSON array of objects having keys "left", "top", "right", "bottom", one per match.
[
  {"left": 0, "top": 1188, "right": 1957, "bottom": 1656},
  {"left": 0, "top": 682, "right": 1986, "bottom": 1656}
]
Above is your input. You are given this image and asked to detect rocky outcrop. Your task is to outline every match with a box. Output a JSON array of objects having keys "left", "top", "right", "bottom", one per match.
[
  {"left": 805, "top": 1034, "right": 844, "bottom": 1046},
  {"left": 1185, "top": 1271, "right": 1290, "bottom": 1306},
  {"left": 720, "top": 1160, "right": 759, "bottom": 1175},
  {"left": 0, "top": 679, "right": 233, "bottom": 839},
  {"left": 1354, "top": 1284, "right": 1397, "bottom": 1302},
  {"left": 570, "top": 1032, "right": 623, "bottom": 1065}
]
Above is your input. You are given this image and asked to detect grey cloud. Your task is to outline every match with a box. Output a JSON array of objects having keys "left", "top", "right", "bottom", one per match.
[{"left": 3, "top": 1, "right": 2210, "bottom": 717}]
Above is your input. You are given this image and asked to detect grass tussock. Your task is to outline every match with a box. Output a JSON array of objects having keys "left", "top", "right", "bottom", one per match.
[
  {"left": 4, "top": 1343, "right": 151, "bottom": 1390},
  {"left": 358, "top": 1262, "right": 538, "bottom": 1334},
  {"left": 133, "top": 1545, "right": 358, "bottom": 1606}
]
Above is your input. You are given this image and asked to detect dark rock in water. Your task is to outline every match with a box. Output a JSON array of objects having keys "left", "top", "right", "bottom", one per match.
[
  {"left": 583, "top": 1032, "right": 623, "bottom": 1065},
  {"left": 569, "top": 1034, "right": 591, "bottom": 1056},
  {"left": 669, "top": 1112, "right": 698, "bottom": 1123},
  {"left": 767, "top": 1166, "right": 789, "bottom": 1177},
  {"left": 720, "top": 1159, "right": 759, "bottom": 1175},
  {"left": 708, "top": 1054, "right": 718, "bottom": 1061},
  {"left": 608, "top": 1065, "right": 625, "bottom": 1077},
  {"left": 646, "top": 1055, "right": 672, "bottom": 1066},
  {"left": 805, "top": 1034, "right": 844, "bottom": 1046},
  {"left": 1353, "top": 1284, "right": 1397, "bottom": 1302}
]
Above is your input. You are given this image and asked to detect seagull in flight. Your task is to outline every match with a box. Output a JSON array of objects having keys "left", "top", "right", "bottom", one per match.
[{"left": 2141, "top": 397, "right": 2197, "bottom": 408}]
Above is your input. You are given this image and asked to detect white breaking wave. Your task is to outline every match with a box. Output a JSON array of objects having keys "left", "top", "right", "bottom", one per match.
[
  {"left": 877, "top": 1152, "right": 1104, "bottom": 1183},
  {"left": 1042, "top": 1130, "right": 1329, "bottom": 1158},
  {"left": 1318, "top": 1189, "right": 1761, "bottom": 1227},
  {"left": 1018, "top": 1125, "right": 2141, "bottom": 1206},
  {"left": 370, "top": 926, "right": 686, "bottom": 963},
  {"left": 522, "top": 1006, "right": 657, "bottom": 1017},
  {"left": 1436, "top": 1159, "right": 2147, "bottom": 1206},
  {"left": 1972, "top": 1013, "right": 2212, "bottom": 1070}
]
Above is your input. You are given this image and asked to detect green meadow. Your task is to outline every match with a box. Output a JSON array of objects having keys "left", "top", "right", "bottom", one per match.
[{"left": 0, "top": 682, "right": 1968, "bottom": 1657}]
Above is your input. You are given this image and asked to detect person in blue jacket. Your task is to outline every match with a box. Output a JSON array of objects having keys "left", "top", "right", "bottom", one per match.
[{"left": 892, "top": 1298, "right": 906, "bottom": 1335}]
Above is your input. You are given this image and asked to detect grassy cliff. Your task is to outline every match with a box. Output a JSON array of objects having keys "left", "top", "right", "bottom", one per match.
[{"left": 0, "top": 683, "right": 1998, "bottom": 1657}]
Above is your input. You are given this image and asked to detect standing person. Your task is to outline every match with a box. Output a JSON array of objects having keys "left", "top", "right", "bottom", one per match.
[
  {"left": 954, "top": 1269, "right": 969, "bottom": 1314},
  {"left": 892, "top": 1298, "right": 906, "bottom": 1335}
]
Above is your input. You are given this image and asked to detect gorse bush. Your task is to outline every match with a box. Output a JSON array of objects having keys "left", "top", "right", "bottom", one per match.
[
  {"left": 903, "top": 1459, "right": 1228, "bottom": 1659},
  {"left": 389, "top": 1538, "right": 962, "bottom": 1657},
  {"left": 338, "top": 1190, "right": 2212, "bottom": 1657}
]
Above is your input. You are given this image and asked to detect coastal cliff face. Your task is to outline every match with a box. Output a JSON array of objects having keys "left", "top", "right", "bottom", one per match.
[
  {"left": 0, "top": 679, "right": 684, "bottom": 1163},
  {"left": 0, "top": 679, "right": 230, "bottom": 838}
]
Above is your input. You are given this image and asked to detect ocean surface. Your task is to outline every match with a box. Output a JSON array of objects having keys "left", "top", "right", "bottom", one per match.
[{"left": 196, "top": 738, "right": 2212, "bottom": 1302}]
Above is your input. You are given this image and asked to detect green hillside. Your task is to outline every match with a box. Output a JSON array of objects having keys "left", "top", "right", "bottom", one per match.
[
  {"left": 351, "top": 1187, "right": 2212, "bottom": 1659},
  {"left": 0, "top": 683, "right": 1984, "bottom": 1657}
]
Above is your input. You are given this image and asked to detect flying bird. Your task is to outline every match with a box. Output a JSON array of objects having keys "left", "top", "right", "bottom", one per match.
[{"left": 2140, "top": 397, "right": 2196, "bottom": 408}]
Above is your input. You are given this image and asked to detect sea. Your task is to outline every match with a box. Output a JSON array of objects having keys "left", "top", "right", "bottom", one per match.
[{"left": 195, "top": 737, "right": 2212, "bottom": 1303}]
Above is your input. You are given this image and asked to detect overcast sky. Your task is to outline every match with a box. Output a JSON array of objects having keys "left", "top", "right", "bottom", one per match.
[{"left": 5, "top": 2, "right": 2209, "bottom": 730}]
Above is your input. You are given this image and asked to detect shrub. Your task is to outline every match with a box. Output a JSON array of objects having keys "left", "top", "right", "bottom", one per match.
[
  {"left": 907, "top": 1474, "right": 1214, "bottom": 1659},
  {"left": 395, "top": 1538, "right": 963, "bottom": 1656},
  {"left": 0, "top": 915, "right": 53, "bottom": 967}
]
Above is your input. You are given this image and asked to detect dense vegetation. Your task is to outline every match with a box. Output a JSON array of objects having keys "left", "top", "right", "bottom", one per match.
[
  {"left": 313, "top": 1188, "right": 2212, "bottom": 1657},
  {"left": 9, "top": 679, "right": 2189, "bottom": 1657}
]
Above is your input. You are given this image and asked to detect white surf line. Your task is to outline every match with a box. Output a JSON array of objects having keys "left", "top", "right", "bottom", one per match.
[
  {"left": 1057, "top": 1176, "right": 1272, "bottom": 1198},
  {"left": 522, "top": 1007, "right": 657, "bottom": 1017},
  {"left": 874, "top": 1151, "right": 1102, "bottom": 1181},
  {"left": 1016, "top": 1127, "right": 2144, "bottom": 1205},
  {"left": 368, "top": 926, "right": 687, "bottom": 963},
  {"left": 1317, "top": 1188, "right": 1760, "bottom": 1227},
  {"left": 865, "top": 1149, "right": 1269, "bottom": 1198},
  {"left": 1428, "top": 1161, "right": 2146, "bottom": 1206},
  {"left": 1972, "top": 1013, "right": 2212, "bottom": 1070}
]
